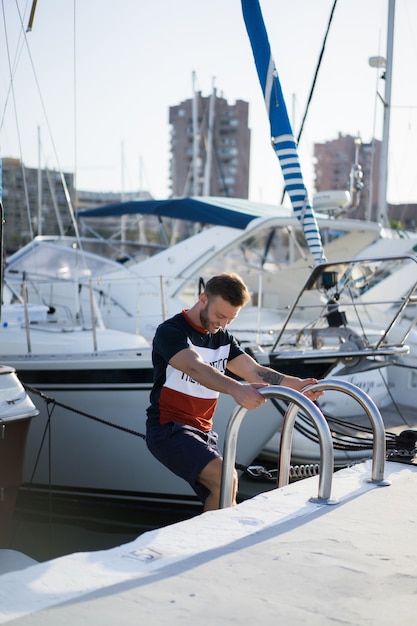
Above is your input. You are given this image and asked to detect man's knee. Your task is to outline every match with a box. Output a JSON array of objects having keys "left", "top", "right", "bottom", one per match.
[
  {"left": 197, "top": 457, "right": 223, "bottom": 490},
  {"left": 197, "top": 458, "right": 237, "bottom": 496}
]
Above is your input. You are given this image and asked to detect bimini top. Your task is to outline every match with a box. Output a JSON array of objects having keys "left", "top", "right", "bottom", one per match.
[{"left": 76, "top": 196, "right": 289, "bottom": 230}]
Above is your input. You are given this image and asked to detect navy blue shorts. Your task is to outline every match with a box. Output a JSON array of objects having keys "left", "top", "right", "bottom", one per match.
[{"left": 146, "top": 420, "right": 221, "bottom": 503}]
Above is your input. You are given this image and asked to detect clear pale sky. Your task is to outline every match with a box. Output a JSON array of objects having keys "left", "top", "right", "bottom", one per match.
[{"left": 1, "top": 0, "right": 416, "bottom": 207}]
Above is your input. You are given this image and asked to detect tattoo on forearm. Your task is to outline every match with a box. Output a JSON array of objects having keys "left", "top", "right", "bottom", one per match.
[{"left": 259, "top": 371, "right": 284, "bottom": 384}]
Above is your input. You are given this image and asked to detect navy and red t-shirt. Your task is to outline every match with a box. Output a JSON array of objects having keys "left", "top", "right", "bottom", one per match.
[{"left": 146, "top": 310, "right": 244, "bottom": 432}]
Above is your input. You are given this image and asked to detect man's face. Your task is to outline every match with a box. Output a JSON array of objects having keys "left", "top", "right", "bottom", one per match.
[{"left": 199, "top": 294, "right": 240, "bottom": 333}]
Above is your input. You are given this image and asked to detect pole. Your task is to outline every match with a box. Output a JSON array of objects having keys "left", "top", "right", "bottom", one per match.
[{"left": 377, "top": 0, "right": 395, "bottom": 226}]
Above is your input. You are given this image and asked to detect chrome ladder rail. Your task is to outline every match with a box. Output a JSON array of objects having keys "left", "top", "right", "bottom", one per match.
[
  {"left": 220, "top": 380, "right": 391, "bottom": 509},
  {"left": 290, "top": 378, "right": 391, "bottom": 486},
  {"left": 220, "top": 386, "right": 335, "bottom": 508}
]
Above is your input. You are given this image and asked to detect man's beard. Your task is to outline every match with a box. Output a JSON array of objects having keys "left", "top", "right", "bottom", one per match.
[{"left": 199, "top": 303, "right": 210, "bottom": 331}]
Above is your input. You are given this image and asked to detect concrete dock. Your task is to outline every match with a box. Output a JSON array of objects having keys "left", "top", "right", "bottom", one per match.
[{"left": 0, "top": 459, "right": 416, "bottom": 625}]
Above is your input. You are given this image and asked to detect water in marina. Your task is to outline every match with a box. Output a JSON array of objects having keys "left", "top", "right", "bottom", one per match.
[
  {"left": 5, "top": 488, "right": 202, "bottom": 563},
  {"left": 4, "top": 468, "right": 277, "bottom": 564}
]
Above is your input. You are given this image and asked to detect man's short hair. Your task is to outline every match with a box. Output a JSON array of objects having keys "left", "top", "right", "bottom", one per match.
[{"left": 204, "top": 273, "right": 250, "bottom": 307}]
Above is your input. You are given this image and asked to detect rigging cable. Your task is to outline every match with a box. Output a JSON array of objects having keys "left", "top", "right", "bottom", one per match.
[
  {"left": 1, "top": 0, "right": 34, "bottom": 242},
  {"left": 8, "top": 1, "right": 83, "bottom": 247},
  {"left": 280, "top": 0, "right": 338, "bottom": 204}
]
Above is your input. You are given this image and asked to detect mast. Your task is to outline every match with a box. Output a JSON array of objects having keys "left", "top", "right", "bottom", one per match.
[
  {"left": 0, "top": 160, "right": 3, "bottom": 319},
  {"left": 377, "top": 0, "right": 395, "bottom": 226},
  {"left": 203, "top": 78, "right": 216, "bottom": 196},
  {"left": 120, "top": 141, "right": 126, "bottom": 245},
  {"left": 192, "top": 71, "right": 200, "bottom": 196},
  {"left": 37, "top": 126, "right": 42, "bottom": 235}
]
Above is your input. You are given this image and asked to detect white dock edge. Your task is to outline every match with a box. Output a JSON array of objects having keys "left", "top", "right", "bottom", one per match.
[{"left": 1, "top": 460, "right": 416, "bottom": 625}]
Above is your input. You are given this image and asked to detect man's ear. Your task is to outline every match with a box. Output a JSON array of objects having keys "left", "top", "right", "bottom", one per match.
[{"left": 199, "top": 292, "right": 208, "bottom": 306}]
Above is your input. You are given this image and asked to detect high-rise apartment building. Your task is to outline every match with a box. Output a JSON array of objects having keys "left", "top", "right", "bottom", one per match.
[
  {"left": 314, "top": 133, "right": 381, "bottom": 221},
  {"left": 169, "top": 92, "right": 250, "bottom": 198}
]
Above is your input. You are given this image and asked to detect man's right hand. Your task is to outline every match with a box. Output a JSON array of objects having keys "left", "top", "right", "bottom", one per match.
[{"left": 232, "top": 383, "right": 268, "bottom": 410}]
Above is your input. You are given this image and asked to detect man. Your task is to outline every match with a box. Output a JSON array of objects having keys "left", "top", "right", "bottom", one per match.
[{"left": 146, "top": 272, "right": 322, "bottom": 511}]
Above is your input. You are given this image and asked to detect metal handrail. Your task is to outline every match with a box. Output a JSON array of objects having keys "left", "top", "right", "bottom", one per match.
[
  {"left": 296, "top": 378, "right": 391, "bottom": 486},
  {"left": 220, "top": 386, "right": 335, "bottom": 508},
  {"left": 220, "top": 378, "right": 391, "bottom": 508}
]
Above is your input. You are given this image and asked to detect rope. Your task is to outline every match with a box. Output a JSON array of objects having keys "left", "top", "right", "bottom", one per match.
[
  {"left": 23, "top": 384, "right": 416, "bottom": 481},
  {"left": 23, "top": 383, "right": 248, "bottom": 472},
  {"left": 23, "top": 383, "right": 146, "bottom": 440},
  {"left": 269, "top": 397, "right": 402, "bottom": 453}
]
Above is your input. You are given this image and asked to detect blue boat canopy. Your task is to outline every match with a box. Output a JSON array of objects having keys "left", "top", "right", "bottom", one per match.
[{"left": 76, "top": 196, "right": 286, "bottom": 230}]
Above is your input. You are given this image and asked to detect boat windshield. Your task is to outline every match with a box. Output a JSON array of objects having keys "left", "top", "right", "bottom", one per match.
[{"left": 5, "top": 238, "right": 122, "bottom": 281}]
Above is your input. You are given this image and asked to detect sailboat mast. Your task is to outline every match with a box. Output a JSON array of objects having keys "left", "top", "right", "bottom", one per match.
[
  {"left": 377, "top": 0, "right": 395, "bottom": 226},
  {"left": 37, "top": 126, "right": 42, "bottom": 235},
  {"left": 203, "top": 78, "right": 216, "bottom": 196},
  {"left": 192, "top": 71, "right": 199, "bottom": 196}
]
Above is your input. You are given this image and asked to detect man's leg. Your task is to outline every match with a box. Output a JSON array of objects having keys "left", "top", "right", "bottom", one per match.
[{"left": 197, "top": 457, "right": 238, "bottom": 511}]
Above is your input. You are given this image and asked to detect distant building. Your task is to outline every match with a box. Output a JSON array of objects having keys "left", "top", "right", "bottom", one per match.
[
  {"left": 0, "top": 158, "right": 158, "bottom": 253},
  {"left": 387, "top": 202, "right": 417, "bottom": 230},
  {"left": 169, "top": 92, "right": 250, "bottom": 199},
  {"left": 313, "top": 133, "right": 417, "bottom": 228},
  {"left": 1, "top": 158, "right": 75, "bottom": 253},
  {"left": 76, "top": 189, "right": 152, "bottom": 211},
  {"left": 314, "top": 133, "right": 381, "bottom": 221},
  {"left": 76, "top": 189, "right": 160, "bottom": 248}
]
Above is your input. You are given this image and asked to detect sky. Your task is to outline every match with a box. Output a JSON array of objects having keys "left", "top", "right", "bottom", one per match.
[{"left": 1, "top": 0, "right": 417, "bottom": 208}]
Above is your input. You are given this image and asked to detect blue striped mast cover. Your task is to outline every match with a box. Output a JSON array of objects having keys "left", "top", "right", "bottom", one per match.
[{"left": 241, "top": 0, "right": 326, "bottom": 264}]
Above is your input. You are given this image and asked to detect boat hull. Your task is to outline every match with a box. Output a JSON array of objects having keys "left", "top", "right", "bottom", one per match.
[
  {"left": 0, "top": 366, "right": 39, "bottom": 544},
  {"left": 8, "top": 353, "right": 280, "bottom": 504}
]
